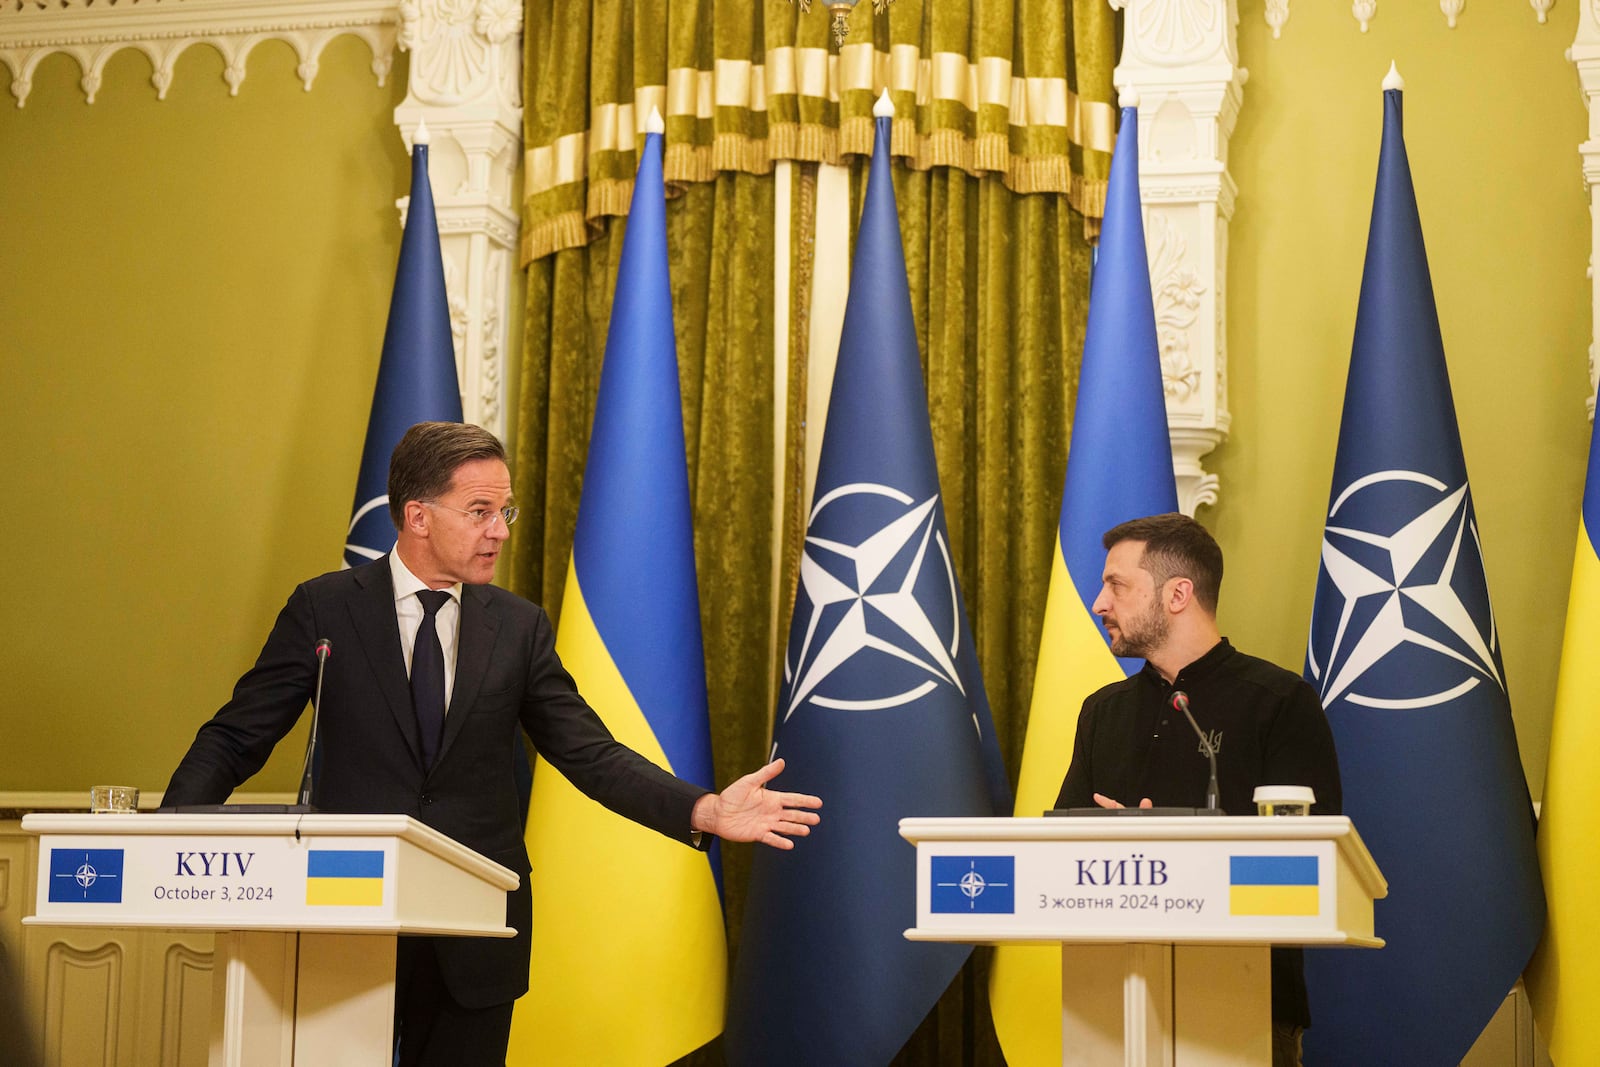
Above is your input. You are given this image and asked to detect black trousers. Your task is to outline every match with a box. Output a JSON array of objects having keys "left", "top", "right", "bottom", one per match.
[{"left": 395, "top": 937, "right": 515, "bottom": 1067}]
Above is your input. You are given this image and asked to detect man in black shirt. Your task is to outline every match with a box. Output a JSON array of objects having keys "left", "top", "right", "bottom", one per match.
[{"left": 1054, "top": 513, "right": 1340, "bottom": 1067}]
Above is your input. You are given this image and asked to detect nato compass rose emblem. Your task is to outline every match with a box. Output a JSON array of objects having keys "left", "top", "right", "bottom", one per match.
[
  {"left": 69, "top": 859, "right": 102, "bottom": 890},
  {"left": 1307, "top": 470, "right": 1504, "bottom": 710},
  {"left": 936, "top": 861, "right": 1007, "bottom": 910},
  {"left": 344, "top": 495, "right": 392, "bottom": 569},
  {"left": 783, "top": 482, "right": 970, "bottom": 724}
]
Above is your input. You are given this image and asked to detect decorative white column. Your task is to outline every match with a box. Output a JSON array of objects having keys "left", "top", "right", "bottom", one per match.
[
  {"left": 1572, "top": 0, "right": 1600, "bottom": 418},
  {"left": 392, "top": 0, "right": 523, "bottom": 440},
  {"left": 1109, "top": 0, "right": 1242, "bottom": 515}
]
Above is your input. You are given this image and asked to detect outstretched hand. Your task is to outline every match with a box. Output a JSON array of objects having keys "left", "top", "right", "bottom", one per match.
[
  {"left": 1093, "top": 792, "right": 1153, "bottom": 810},
  {"left": 692, "top": 758, "right": 822, "bottom": 849}
]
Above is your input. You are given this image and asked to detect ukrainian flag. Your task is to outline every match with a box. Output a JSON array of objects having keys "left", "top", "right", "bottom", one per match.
[
  {"left": 1525, "top": 418, "right": 1600, "bottom": 1064},
  {"left": 304, "top": 850, "right": 384, "bottom": 906},
  {"left": 988, "top": 106, "right": 1180, "bottom": 1067},
  {"left": 1229, "top": 856, "right": 1319, "bottom": 917},
  {"left": 507, "top": 111, "right": 725, "bottom": 1066}
]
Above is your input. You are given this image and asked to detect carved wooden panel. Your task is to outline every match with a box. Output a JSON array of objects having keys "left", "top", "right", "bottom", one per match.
[
  {"left": 39, "top": 937, "right": 127, "bottom": 1067},
  {"left": 154, "top": 936, "right": 215, "bottom": 1067}
]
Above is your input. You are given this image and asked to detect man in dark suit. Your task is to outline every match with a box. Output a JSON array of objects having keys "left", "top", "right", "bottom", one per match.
[
  {"left": 164, "top": 421, "right": 821, "bottom": 1066},
  {"left": 1054, "top": 513, "right": 1339, "bottom": 1067}
]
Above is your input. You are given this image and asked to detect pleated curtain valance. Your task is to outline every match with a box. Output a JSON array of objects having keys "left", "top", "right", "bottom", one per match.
[{"left": 521, "top": 0, "right": 1118, "bottom": 263}]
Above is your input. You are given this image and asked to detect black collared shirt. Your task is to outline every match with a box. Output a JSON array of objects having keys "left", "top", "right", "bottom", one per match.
[{"left": 1053, "top": 638, "right": 1343, "bottom": 1028}]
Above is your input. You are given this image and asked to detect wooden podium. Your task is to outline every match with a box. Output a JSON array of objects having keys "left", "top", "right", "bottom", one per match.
[
  {"left": 900, "top": 815, "right": 1386, "bottom": 1067},
  {"left": 23, "top": 813, "right": 519, "bottom": 1067}
]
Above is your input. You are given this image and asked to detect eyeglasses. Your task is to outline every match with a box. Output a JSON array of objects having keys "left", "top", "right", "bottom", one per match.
[{"left": 424, "top": 502, "right": 520, "bottom": 528}]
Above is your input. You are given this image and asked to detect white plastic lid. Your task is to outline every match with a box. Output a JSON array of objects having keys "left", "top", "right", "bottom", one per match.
[{"left": 1253, "top": 785, "right": 1316, "bottom": 804}]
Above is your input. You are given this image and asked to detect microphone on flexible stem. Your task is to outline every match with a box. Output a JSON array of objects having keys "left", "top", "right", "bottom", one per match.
[
  {"left": 295, "top": 638, "right": 333, "bottom": 810},
  {"left": 1171, "top": 690, "right": 1222, "bottom": 814}
]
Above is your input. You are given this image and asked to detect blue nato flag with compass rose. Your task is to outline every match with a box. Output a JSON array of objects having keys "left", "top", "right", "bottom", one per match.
[
  {"left": 725, "top": 95, "right": 1010, "bottom": 1067},
  {"left": 1301, "top": 80, "right": 1543, "bottom": 1066},
  {"left": 343, "top": 128, "right": 462, "bottom": 570}
]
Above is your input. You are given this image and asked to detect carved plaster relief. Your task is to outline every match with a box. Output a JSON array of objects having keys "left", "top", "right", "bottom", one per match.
[
  {"left": 1148, "top": 213, "right": 1205, "bottom": 404},
  {"left": 1109, "top": 0, "right": 1239, "bottom": 515},
  {"left": 394, "top": 0, "right": 523, "bottom": 438},
  {"left": 0, "top": 0, "right": 398, "bottom": 106},
  {"left": 1574, "top": 0, "right": 1600, "bottom": 417},
  {"left": 1262, "top": 0, "right": 1561, "bottom": 35}
]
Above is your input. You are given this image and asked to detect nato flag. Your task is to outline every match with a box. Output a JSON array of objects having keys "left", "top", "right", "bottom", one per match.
[
  {"left": 1301, "top": 86, "right": 1544, "bottom": 1066},
  {"left": 344, "top": 133, "right": 462, "bottom": 568},
  {"left": 724, "top": 98, "right": 1009, "bottom": 1067}
]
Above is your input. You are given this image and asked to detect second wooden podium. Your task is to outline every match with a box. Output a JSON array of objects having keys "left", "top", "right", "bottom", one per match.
[
  {"left": 24, "top": 812, "right": 519, "bottom": 1067},
  {"left": 900, "top": 815, "right": 1386, "bottom": 1067}
]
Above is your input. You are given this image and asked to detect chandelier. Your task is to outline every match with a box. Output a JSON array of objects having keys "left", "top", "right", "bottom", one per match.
[{"left": 793, "top": 0, "right": 895, "bottom": 47}]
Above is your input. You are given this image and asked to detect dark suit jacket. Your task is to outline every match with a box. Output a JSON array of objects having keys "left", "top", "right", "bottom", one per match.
[{"left": 164, "top": 556, "right": 707, "bottom": 1007}]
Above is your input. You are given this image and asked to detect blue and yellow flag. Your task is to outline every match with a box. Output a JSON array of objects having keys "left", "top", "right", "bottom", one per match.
[
  {"left": 988, "top": 105, "right": 1178, "bottom": 1067},
  {"left": 507, "top": 117, "right": 725, "bottom": 1066},
  {"left": 724, "top": 96, "right": 1009, "bottom": 1067},
  {"left": 1228, "top": 856, "right": 1319, "bottom": 917},
  {"left": 344, "top": 127, "right": 462, "bottom": 568},
  {"left": 1525, "top": 418, "right": 1600, "bottom": 1063},
  {"left": 1301, "top": 84, "right": 1543, "bottom": 1065}
]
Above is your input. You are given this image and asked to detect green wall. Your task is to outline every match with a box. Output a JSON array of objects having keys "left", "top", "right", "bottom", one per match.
[
  {"left": 1216, "top": 1, "right": 1591, "bottom": 799},
  {"left": 0, "top": 37, "right": 410, "bottom": 793}
]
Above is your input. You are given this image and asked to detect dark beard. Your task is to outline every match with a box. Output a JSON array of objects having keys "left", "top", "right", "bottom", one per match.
[{"left": 1108, "top": 605, "right": 1169, "bottom": 659}]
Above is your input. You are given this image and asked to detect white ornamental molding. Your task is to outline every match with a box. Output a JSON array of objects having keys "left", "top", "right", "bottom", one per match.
[
  {"left": 1148, "top": 213, "right": 1205, "bottom": 404},
  {"left": 1113, "top": 0, "right": 1238, "bottom": 72},
  {"left": 1109, "top": 0, "right": 1239, "bottom": 515},
  {"left": 1573, "top": 0, "right": 1600, "bottom": 418},
  {"left": 393, "top": 0, "right": 523, "bottom": 439},
  {"left": 1264, "top": 0, "right": 1290, "bottom": 40},
  {"left": 0, "top": 0, "right": 398, "bottom": 107},
  {"left": 397, "top": 0, "right": 519, "bottom": 109},
  {"left": 1264, "top": 0, "right": 1560, "bottom": 35}
]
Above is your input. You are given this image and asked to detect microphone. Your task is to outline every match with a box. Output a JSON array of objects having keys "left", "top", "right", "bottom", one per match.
[
  {"left": 1171, "top": 690, "right": 1222, "bottom": 813},
  {"left": 295, "top": 639, "right": 333, "bottom": 809}
]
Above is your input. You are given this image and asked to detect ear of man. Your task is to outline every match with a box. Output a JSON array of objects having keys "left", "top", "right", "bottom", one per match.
[
  {"left": 1163, "top": 575, "right": 1196, "bottom": 614},
  {"left": 402, "top": 500, "right": 432, "bottom": 538}
]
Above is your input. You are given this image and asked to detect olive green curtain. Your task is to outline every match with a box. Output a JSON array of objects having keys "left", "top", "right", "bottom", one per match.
[
  {"left": 510, "top": 1, "right": 1115, "bottom": 1063},
  {"left": 520, "top": 0, "right": 1115, "bottom": 264}
]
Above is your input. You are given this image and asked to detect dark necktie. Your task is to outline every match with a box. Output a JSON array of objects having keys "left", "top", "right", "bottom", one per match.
[{"left": 412, "top": 589, "right": 451, "bottom": 770}]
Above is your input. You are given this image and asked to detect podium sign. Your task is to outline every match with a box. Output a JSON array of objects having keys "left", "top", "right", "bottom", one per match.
[
  {"left": 33, "top": 816, "right": 510, "bottom": 937},
  {"left": 25, "top": 813, "right": 518, "bottom": 1067},
  {"left": 906, "top": 815, "right": 1381, "bottom": 947},
  {"left": 901, "top": 816, "right": 1386, "bottom": 1067}
]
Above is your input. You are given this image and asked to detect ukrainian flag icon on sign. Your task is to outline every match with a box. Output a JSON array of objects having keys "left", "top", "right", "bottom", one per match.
[
  {"left": 931, "top": 856, "right": 1015, "bottom": 914},
  {"left": 306, "top": 849, "right": 385, "bottom": 906},
  {"left": 1230, "top": 855, "right": 1319, "bottom": 916}
]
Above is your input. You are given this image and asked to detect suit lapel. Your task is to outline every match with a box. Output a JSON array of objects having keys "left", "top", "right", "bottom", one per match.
[
  {"left": 438, "top": 583, "right": 500, "bottom": 765},
  {"left": 349, "top": 558, "right": 425, "bottom": 769}
]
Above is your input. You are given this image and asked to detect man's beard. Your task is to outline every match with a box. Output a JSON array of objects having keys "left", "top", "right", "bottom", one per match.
[{"left": 1108, "top": 600, "right": 1169, "bottom": 659}]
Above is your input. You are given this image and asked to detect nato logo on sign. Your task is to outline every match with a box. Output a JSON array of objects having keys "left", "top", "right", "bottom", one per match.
[
  {"left": 49, "top": 849, "right": 124, "bottom": 904},
  {"left": 931, "top": 856, "right": 1014, "bottom": 913}
]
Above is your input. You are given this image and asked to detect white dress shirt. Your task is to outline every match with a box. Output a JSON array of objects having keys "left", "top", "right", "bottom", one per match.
[{"left": 389, "top": 550, "right": 462, "bottom": 712}]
